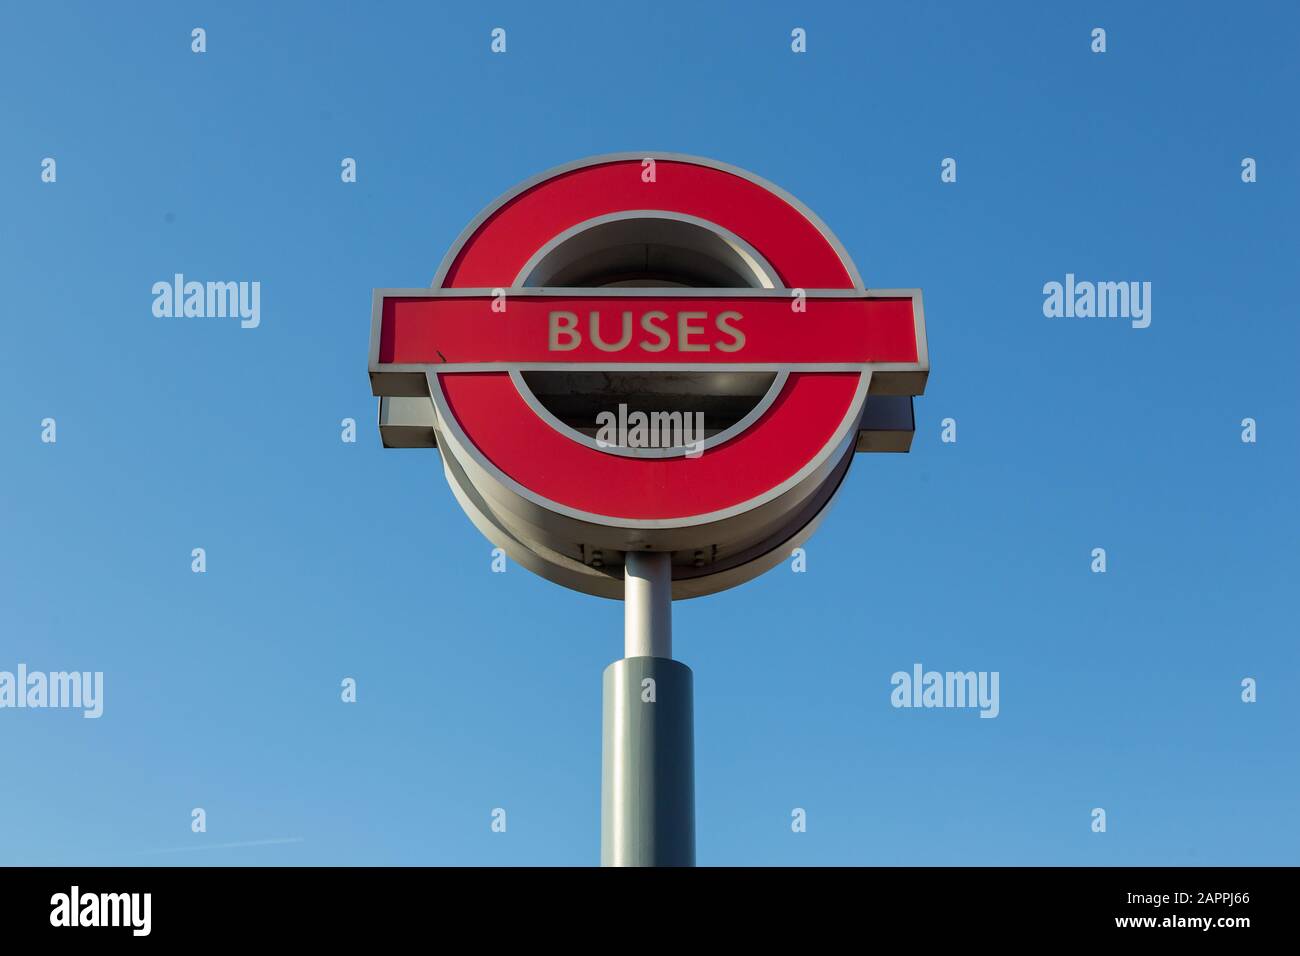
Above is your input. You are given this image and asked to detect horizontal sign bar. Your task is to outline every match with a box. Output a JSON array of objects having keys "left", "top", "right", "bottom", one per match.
[{"left": 374, "top": 289, "right": 923, "bottom": 369}]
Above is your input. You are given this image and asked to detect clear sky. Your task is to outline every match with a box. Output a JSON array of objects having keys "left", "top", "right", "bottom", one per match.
[{"left": 2, "top": 1, "right": 1296, "bottom": 866}]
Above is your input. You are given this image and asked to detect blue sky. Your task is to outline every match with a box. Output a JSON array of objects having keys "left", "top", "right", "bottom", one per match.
[{"left": 2, "top": 1, "right": 1296, "bottom": 866}]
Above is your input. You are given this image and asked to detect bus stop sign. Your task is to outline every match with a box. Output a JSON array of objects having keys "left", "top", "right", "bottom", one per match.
[{"left": 369, "top": 153, "right": 928, "bottom": 599}]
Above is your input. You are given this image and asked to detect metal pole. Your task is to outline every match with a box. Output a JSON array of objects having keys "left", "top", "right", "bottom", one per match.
[
  {"left": 623, "top": 551, "right": 672, "bottom": 659},
  {"left": 601, "top": 552, "right": 695, "bottom": 866}
]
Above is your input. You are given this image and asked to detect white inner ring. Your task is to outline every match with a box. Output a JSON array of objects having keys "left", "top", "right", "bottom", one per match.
[{"left": 509, "top": 212, "right": 788, "bottom": 460}]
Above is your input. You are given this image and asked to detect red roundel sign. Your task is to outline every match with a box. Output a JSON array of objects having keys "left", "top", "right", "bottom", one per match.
[{"left": 369, "top": 153, "right": 928, "bottom": 599}]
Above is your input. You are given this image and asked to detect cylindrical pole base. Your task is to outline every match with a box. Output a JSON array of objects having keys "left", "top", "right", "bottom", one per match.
[{"left": 600, "top": 656, "right": 695, "bottom": 866}]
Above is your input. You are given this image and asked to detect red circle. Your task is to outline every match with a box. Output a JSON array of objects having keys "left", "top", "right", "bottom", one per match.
[
  {"left": 443, "top": 160, "right": 856, "bottom": 289},
  {"left": 436, "top": 158, "right": 864, "bottom": 523}
]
